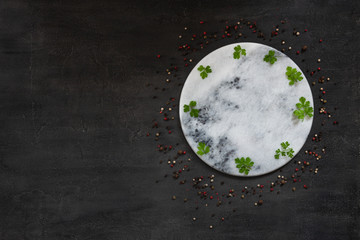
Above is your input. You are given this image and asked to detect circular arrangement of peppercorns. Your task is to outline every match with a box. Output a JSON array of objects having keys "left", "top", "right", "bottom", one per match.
[{"left": 147, "top": 18, "right": 337, "bottom": 229}]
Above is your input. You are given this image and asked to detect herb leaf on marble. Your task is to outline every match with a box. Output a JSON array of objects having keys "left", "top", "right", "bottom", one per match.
[
  {"left": 183, "top": 101, "right": 199, "bottom": 117},
  {"left": 263, "top": 50, "right": 277, "bottom": 64},
  {"left": 235, "top": 157, "right": 254, "bottom": 175},
  {"left": 286, "top": 66, "right": 303, "bottom": 85},
  {"left": 197, "top": 142, "right": 210, "bottom": 155},
  {"left": 198, "top": 65, "right": 212, "bottom": 79},
  {"left": 233, "top": 45, "right": 246, "bottom": 59},
  {"left": 293, "top": 97, "right": 313, "bottom": 120},
  {"left": 274, "top": 141, "right": 294, "bottom": 159}
]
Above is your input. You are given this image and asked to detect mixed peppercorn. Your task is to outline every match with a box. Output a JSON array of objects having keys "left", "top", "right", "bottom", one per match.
[{"left": 147, "top": 18, "right": 337, "bottom": 229}]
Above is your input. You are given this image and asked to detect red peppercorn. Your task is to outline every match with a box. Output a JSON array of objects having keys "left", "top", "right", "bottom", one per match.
[
  {"left": 178, "top": 169, "right": 182, "bottom": 173},
  {"left": 319, "top": 39, "right": 323, "bottom": 43},
  {"left": 170, "top": 164, "right": 174, "bottom": 167},
  {"left": 312, "top": 137, "right": 315, "bottom": 141},
  {"left": 293, "top": 179, "right": 297, "bottom": 182},
  {"left": 304, "top": 29, "right": 308, "bottom": 32},
  {"left": 260, "top": 185, "right": 264, "bottom": 188},
  {"left": 168, "top": 130, "right": 171, "bottom": 134},
  {"left": 146, "top": 133, "right": 149, "bottom": 136},
  {"left": 296, "top": 51, "right": 300, "bottom": 55},
  {"left": 309, "top": 151, "right": 312, "bottom": 155},
  {"left": 210, "top": 196, "right": 213, "bottom": 200},
  {"left": 222, "top": 35, "right": 225, "bottom": 38},
  {"left": 270, "top": 188, "right": 274, "bottom": 192},
  {"left": 157, "top": 54, "right": 161, "bottom": 58},
  {"left": 200, "top": 21, "right": 204, "bottom": 24},
  {"left": 164, "top": 117, "right": 168, "bottom": 121},
  {"left": 203, "top": 32, "right": 207, "bottom": 35},
  {"left": 295, "top": 168, "right": 299, "bottom": 172},
  {"left": 303, "top": 185, "right": 308, "bottom": 189},
  {"left": 318, "top": 67, "right": 321, "bottom": 71},
  {"left": 183, "top": 151, "right": 186, "bottom": 155}
]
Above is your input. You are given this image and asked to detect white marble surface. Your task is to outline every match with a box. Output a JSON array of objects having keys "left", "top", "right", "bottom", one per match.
[{"left": 179, "top": 42, "right": 313, "bottom": 177}]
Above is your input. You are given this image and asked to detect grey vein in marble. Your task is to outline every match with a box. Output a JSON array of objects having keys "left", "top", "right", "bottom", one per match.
[{"left": 179, "top": 42, "right": 313, "bottom": 177}]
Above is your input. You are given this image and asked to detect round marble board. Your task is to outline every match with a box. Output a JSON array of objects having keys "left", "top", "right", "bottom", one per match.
[{"left": 179, "top": 42, "right": 314, "bottom": 177}]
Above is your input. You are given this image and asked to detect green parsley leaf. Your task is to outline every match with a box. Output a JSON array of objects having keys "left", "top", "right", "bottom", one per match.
[
  {"left": 183, "top": 104, "right": 190, "bottom": 112},
  {"left": 183, "top": 101, "right": 199, "bottom": 117},
  {"left": 274, "top": 141, "right": 294, "bottom": 159},
  {"left": 263, "top": 50, "right": 277, "bottom": 64},
  {"left": 234, "top": 157, "right": 254, "bottom": 175},
  {"left": 198, "top": 65, "right": 212, "bottom": 79},
  {"left": 286, "top": 66, "right": 303, "bottom": 85},
  {"left": 190, "top": 108, "right": 199, "bottom": 117},
  {"left": 197, "top": 142, "right": 210, "bottom": 155},
  {"left": 293, "top": 97, "right": 313, "bottom": 120},
  {"left": 233, "top": 45, "right": 246, "bottom": 59}
]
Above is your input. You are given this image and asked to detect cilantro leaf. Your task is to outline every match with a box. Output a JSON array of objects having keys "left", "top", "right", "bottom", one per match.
[
  {"left": 197, "top": 142, "right": 210, "bottom": 155},
  {"left": 293, "top": 97, "right": 313, "bottom": 120},
  {"left": 198, "top": 65, "right": 204, "bottom": 71},
  {"left": 190, "top": 108, "right": 199, "bottom": 117},
  {"left": 263, "top": 50, "right": 277, "bottom": 64},
  {"left": 184, "top": 101, "right": 199, "bottom": 117},
  {"left": 235, "top": 157, "right": 254, "bottom": 175},
  {"left": 233, "top": 45, "right": 246, "bottom": 59},
  {"left": 183, "top": 104, "right": 190, "bottom": 112},
  {"left": 274, "top": 141, "right": 294, "bottom": 159},
  {"left": 286, "top": 66, "right": 303, "bottom": 85},
  {"left": 198, "top": 65, "right": 212, "bottom": 79},
  {"left": 189, "top": 101, "right": 196, "bottom": 107}
]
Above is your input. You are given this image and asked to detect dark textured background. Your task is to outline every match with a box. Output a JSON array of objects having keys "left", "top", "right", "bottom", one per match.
[{"left": 0, "top": 0, "right": 359, "bottom": 239}]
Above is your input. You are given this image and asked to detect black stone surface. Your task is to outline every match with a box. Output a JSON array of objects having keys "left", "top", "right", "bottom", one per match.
[{"left": 0, "top": 0, "right": 359, "bottom": 239}]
